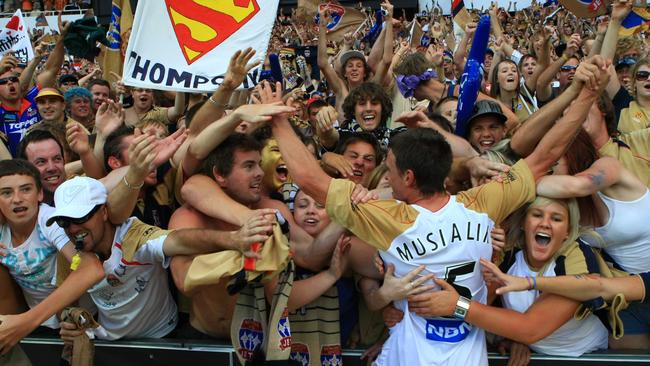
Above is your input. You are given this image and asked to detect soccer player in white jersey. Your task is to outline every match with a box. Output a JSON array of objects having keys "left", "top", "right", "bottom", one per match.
[{"left": 268, "top": 54, "right": 610, "bottom": 366}]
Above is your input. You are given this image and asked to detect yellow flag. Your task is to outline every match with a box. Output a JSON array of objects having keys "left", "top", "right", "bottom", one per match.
[{"left": 101, "top": 0, "right": 134, "bottom": 81}]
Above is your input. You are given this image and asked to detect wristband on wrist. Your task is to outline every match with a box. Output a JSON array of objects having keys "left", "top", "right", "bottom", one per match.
[
  {"left": 208, "top": 95, "right": 228, "bottom": 108},
  {"left": 453, "top": 296, "right": 471, "bottom": 320},
  {"left": 122, "top": 175, "right": 144, "bottom": 190}
]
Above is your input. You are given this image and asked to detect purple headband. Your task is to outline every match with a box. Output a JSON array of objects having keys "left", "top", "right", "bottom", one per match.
[{"left": 395, "top": 69, "right": 438, "bottom": 98}]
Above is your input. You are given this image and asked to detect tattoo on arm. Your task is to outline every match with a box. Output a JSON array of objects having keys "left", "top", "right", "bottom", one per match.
[{"left": 587, "top": 169, "right": 605, "bottom": 188}]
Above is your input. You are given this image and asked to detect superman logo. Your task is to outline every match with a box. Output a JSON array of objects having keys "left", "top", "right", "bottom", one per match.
[{"left": 165, "top": 0, "right": 260, "bottom": 65}]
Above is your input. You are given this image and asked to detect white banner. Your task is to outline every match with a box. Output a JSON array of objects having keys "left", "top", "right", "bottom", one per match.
[
  {"left": 418, "top": 0, "right": 534, "bottom": 15},
  {"left": 123, "top": 0, "right": 279, "bottom": 92},
  {"left": 0, "top": 10, "right": 34, "bottom": 64}
]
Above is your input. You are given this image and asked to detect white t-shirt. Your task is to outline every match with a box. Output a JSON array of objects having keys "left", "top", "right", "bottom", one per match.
[
  {"left": 88, "top": 217, "right": 177, "bottom": 340},
  {"left": 0, "top": 204, "right": 70, "bottom": 328},
  {"left": 502, "top": 250, "right": 608, "bottom": 357}
]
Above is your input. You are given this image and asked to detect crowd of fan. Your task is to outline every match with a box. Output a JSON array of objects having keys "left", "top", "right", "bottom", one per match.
[{"left": 0, "top": 1, "right": 649, "bottom": 365}]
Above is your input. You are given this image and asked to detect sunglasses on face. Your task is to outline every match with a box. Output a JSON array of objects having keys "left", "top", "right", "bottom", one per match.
[
  {"left": 560, "top": 65, "right": 577, "bottom": 72},
  {"left": 635, "top": 70, "right": 650, "bottom": 81},
  {"left": 55, "top": 205, "right": 101, "bottom": 228},
  {"left": 0, "top": 76, "right": 19, "bottom": 85}
]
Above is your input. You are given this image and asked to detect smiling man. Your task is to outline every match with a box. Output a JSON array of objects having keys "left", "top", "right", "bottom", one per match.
[
  {"left": 465, "top": 100, "right": 508, "bottom": 153},
  {"left": 17, "top": 129, "right": 66, "bottom": 206},
  {"left": 64, "top": 87, "right": 94, "bottom": 132}
]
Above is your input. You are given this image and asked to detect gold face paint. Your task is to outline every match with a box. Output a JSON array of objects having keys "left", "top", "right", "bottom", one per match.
[{"left": 260, "top": 138, "right": 290, "bottom": 191}]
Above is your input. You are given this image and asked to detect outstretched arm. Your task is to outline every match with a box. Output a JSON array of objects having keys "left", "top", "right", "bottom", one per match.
[
  {"left": 163, "top": 209, "right": 276, "bottom": 257},
  {"left": 37, "top": 15, "right": 70, "bottom": 88},
  {"left": 482, "top": 258, "right": 646, "bottom": 302},
  {"left": 525, "top": 56, "right": 611, "bottom": 180},
  {"left": 272, "top": 109, "right": 331, "bottom": 205},
  {"left": 317, "top": 9, "right": 344, "bottom": 97},
  {"left": 510, "top": 73, "right": 584, "bottom": 157},
  {"left": 370, "top": 0, "right": 394, "bottom": 86},
  {"left": 0, "top": 246, "right": 103, "bottom": 355},
  {"left": 536, "top": 157, "right": 622, "bottom": 198},
  {"left": 407, "top": 275, "right": 579, "bottom": 344},
  {"left": 189, "top": 48, "right": 260, "bottom": 135}
]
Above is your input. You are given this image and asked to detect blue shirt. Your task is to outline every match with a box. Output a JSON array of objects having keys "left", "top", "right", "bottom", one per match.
[{"left": 0, "top": 86, "right": 42, "bottom": 156}]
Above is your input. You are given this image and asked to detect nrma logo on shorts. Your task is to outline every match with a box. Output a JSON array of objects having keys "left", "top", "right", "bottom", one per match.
[{"left": 425, "top": 318, "right": 472, "bottom": 342}]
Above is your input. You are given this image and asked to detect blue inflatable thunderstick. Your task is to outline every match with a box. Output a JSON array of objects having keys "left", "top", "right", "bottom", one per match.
[{"left": 455, "top": 15, "right": 490, "bottom": 137}]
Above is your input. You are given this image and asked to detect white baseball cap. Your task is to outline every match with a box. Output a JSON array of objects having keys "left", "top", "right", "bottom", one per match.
[{"left": 46, "top": 176, "right": 108, "bottom": 226}]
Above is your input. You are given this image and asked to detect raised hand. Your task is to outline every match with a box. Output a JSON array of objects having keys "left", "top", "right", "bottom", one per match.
[
  {"left": 465, "top": 156, "right": 511, "bottom": 187},
  {"left": 0, "top": 53, "right": 18, "bottom": 74},
  {"left": 321, "top": 152, "right": 354, "bottom": 179},
  {"left": 465, "top": 22, "right": 478, "bottom": 37},
  {"left": 57, "top": 12, "right": 71, "bottom": 37},
  {"left": 234, "top": 102, "right": 295, "bottom": 124},
  {"left": 314, "top": 105, "right": 338, "bottom": 134},
  {"left": 564, "top": 33, "right": 582, "bottom": 57},
  {"left": 232, "top": 209, "right": 277, "bottom": 258},
  {"left": 0, "top": 313, "right": 37, "bottom": 355},
  {"left": 252, "top": 80, "right": 284, "bottom": 104},
  {"left": 490, "top": 226, "right": 507, "bottom": 255},
  {"left": 572, "top": 55, "right": 611, "bottom": 91},
  {"left": 127, "top": 133, "right": 157, "bottom": 182},
  {"left": 407, "top": 276, "right": 458, "bottom": 317},
  {"left": 480, "top": 258, "right": 530, "bottom": 295},
  {"left": 327, "top": 235, "right": 352, "bottom": 280},
  {"left": 381, "top": 0, "right": 394, "bottom": 18},
  {"left": 222, "top": 48, "right": 261, "bottom": 90},
  {"left": 350, "top": 183, "right": 379, "bottom": 205},
  {"left": 151, "top": 127, "right": 188, "bottom": 168},
  {"left": 611, "top": 0, "right": 632, "bottom": 22},
  {"left": 66, "top": 122, "right": 91, "bottom": 155},
  {"left": 109, "top": 71, "right": 128, "bottom": 96},
  {"left": 379, "top": 264, "right": 436, "bottom": 303},
  {"left": 95, "top": 100, "right": 125, "bottom": 136}
]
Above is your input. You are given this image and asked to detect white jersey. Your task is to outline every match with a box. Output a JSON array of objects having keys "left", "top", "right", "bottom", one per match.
[
  {"left": 374, "top": 201, "right": 494, "bottom": 366},
  {"left": 88, "top": 217, "right": 177, "bottom": 340},
  {"left": 502, "top": 250, "right": 608, "bottom": 357},
  {"left": 584, "top": 190, "right": 650, "bottom": 273},
  {"left": 326, "top": 160, "right": 537, "bottom": 366},
  {"left": 0, "top": 204, "right": 69, "bottom": 328}
]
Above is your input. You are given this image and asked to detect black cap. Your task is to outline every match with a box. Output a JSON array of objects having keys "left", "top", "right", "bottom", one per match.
[
  {"left": 465, "top": 100, "right": 507, "bottom": 136},
  {"left": 58, "top": 74, "right": 78, "bottom": 85}
]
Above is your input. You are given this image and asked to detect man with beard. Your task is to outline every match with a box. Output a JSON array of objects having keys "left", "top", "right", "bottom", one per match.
[{"left": 0, "top": 20, "right": 69, "bottom": 157}]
